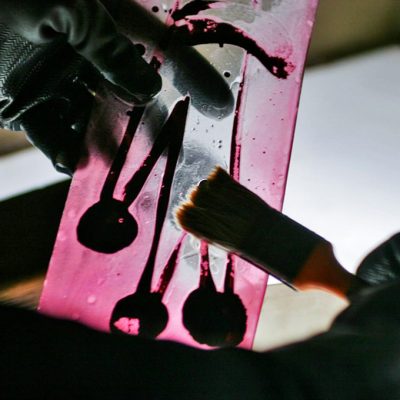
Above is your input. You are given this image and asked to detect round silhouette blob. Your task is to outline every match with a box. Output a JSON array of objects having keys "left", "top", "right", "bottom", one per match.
[
  {"left": 182, "top": 288, "right": 247, "bottom": 347},
  {"left": 77, "top": 199, "right": 138, "bottom": 253},
  {"left": 109, "top": 292, "right": 168, "bottom": 339}
]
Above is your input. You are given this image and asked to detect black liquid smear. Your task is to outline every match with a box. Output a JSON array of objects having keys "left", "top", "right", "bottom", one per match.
[
  {"left": 109, "top": 99, "right": 189, "bottom": 339},
  {"left": 101, "top": 106, "right": 144, "bottom": 201},
  {"left": 172, "top": 18, "right": 291, "bottom": 79},
  {"left": 121, "top": 103, "right": 185, "bottom": 206},
  {"left": 102, "top": 56, "right": 161, "bottom": 202},
  {"left": 182, "top": 243, "right": 247, "bottom": 347},
  {"left": 135, "top": 98, "right": 188, "bottom": 293},
  {"left": 77, "top": 58, "right": 161, "bottom": 253},
  {"left": 229, "top": 62, "right": 246, "bottom": 177},
  {"left": 171, "top": 0, "right": 219, "bottom": 21},
  {"left": 224, "top": 253, "right": 235, "bottom": 293},
  {"left": 156, "top": 238, "right": 185, "bottom": 296}
]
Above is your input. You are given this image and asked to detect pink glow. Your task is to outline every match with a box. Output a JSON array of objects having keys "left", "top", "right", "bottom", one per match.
[
  {"left": 113, "top": 317, "right": 141, "bottom": 335},
  {"left": 39, "top": 0, "right": 318, "bottom": 349}
]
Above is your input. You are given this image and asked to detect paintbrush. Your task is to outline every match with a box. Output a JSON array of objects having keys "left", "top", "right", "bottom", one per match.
[{"left": 176, "top": 166, "right": 368, "bottom": 299}]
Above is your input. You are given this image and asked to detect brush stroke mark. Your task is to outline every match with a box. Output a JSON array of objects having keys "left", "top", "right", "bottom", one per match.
[
  {"left": 182, "top": 242, "right": 247, "bottom": 347},
  {"left": 224, "top": 253, "right": 236, "bottom": 293},
  {"left": 229, "top": 60, "right": 247, "bottom": 179},
  {"left": 109, "top": 98, "right": 189, "bottom": 339},
  {"left": 171, "top": 0, "right": 219, "bottom": 21},
  {"left": 171, "top": 18, "right": 293, "bottom": 79},
  {"left": 156, "top": 234, "right": 187, "bottom": 296}
]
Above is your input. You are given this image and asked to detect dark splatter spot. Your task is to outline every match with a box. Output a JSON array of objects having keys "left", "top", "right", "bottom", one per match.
[
  {"left": 110, "top": 292, "right": 168, "bottom": 338},
  {"left": 77, "top": 199, "right": 138, "bottom": 253},
  {"left": 182, "top": 288, "right": 247, "bottom": 347}
]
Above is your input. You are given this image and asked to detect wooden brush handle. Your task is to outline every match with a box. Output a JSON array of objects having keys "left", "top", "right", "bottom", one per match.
[
  {"left": 293, "top": 242, "right": 367, "bottom": 299},
  {"left": 238, "top": 207, "right": 368, "bottom": 299}
]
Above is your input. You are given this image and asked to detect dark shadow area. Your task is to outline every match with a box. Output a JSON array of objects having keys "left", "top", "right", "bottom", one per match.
[{"left": 0, "top": 180, "right": 70, "bottom": 290}]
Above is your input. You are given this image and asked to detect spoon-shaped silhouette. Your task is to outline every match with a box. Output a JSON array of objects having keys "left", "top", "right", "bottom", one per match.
[
  {"left": 109, "top": 98, "right": 189, "bottom": 338},
  {"left": 76, "top": 57, "right": 160, "bottom": 253},
  {"left": 77, "top": 198, "right": 138, "bottom": 254},
  {"left": 110, "top": 238, "right": 183, "bottom": 338},
  {"left": 182, "top": 243, "right": 247, "bottom": 347},
  {"left": 77, "top": 93, "right": 188, "bottom": 253}
]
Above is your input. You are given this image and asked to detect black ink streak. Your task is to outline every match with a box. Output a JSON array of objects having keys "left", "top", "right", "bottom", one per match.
[
  {"left": 109, "top": 99, "right": 189, "bottom": 339},
  {"left": 172, "top": 18, "right": 291, "bottom": 79},
  {"left": 156, "top": 239, "right": 184, "bottom": 296},
  {"left": 77, "top": 58, "right": 161, "bottom": 253},
  {"left": 182, "top": 244, "right": 247, "bottom": 347},
  {"left": 229, "top": 67, "right": 245, "bottom": 177},
  {"left": 171, "top": 0, "right": 219, "bottom": 21},
  {"left": 134, "top": 99, "right": 189, "bottom": 294}
]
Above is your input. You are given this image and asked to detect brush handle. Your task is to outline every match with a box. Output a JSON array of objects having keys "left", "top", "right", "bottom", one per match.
[
  {"left": 292, "top": 241, "right": 367, "bottom": 299},
  {"left": 238, "top": 206, "right": 368, "bottom": 299}
]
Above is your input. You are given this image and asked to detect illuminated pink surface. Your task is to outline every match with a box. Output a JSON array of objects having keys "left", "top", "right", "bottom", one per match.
[{"left": 39, "top": 0, "right": 318, "bottom": 349}]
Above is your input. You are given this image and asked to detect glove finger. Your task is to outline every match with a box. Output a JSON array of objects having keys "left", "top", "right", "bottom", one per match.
[
  {"left": 1, "top": 0, "right": 161, "bottom": 104},
  {"left": 18, "top": 99, "right": 88, "bottom": 176},
  {"left": 356, "top": 233, "right": 400, "bottom": 285}
]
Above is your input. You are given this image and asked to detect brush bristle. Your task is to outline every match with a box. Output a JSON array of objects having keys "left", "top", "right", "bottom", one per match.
[
  {"left": 176, "top": 166, "right": 270, "bottom": 252},
  {"left": 0, "top": 274, "right": 44, "bottom": 310}
]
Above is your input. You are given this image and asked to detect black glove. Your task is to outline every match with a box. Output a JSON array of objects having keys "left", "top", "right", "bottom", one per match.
[
  {"left": 2, "top": 184, "right": 400, "bottom": 399},
  {"left": 356, "top": 233, "right": 400, "bottom": 285},
  {"left": 0, "top": 0, "right": 162, "bottom": 174}
]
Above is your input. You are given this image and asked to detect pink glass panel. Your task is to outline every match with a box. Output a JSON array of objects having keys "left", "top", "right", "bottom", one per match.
[{"left": 39, "top": 0, "right": 318, "bottom": 349}]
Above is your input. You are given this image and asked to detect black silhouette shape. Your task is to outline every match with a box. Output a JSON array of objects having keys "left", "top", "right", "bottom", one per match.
[
  {"left": 77, "top": 58, "right": 161, "bottom": 253},
  {"left": 182, "top": 243, "right": 247, "bottom": 347},
  {"left": 110, "top": 239, "right": 184, "bottom": 338},
  {"left": 77, "top": 2, "right": 288, "bottom": 344},
  {"left": 78, "top": 4, "right": 292, "bottom": 253},
  {"left": 77, "top": 198, "right": 138, "bottom": 254},
  {"left": 109, "top": 99, "right": 189, "bottom": 338}
]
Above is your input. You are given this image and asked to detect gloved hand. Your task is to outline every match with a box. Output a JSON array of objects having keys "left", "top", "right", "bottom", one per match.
[
  {"left": 0, "top": 0, "right": 162, "bottom": 174},
  {"left": 356, "top": 233, "right": 400, "bottom": 285}
]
